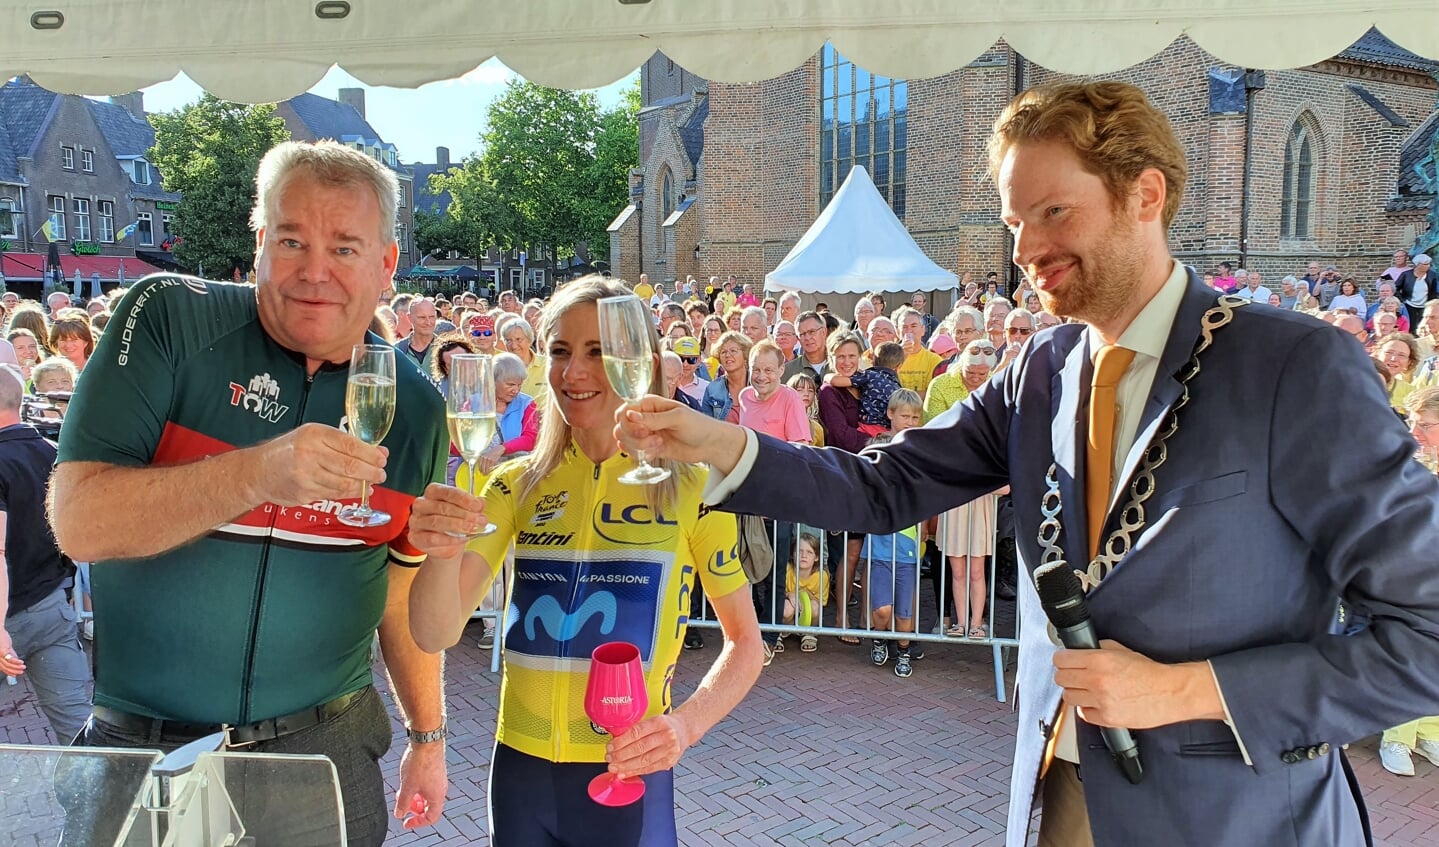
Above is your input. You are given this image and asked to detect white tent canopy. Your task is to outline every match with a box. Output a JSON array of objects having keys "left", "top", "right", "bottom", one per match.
[
  {"left": 766, "top": 166, "right": 958, "bottom": 296},
  {"left": 0, "top": 2, "right": 1433, "bottom": 102}
]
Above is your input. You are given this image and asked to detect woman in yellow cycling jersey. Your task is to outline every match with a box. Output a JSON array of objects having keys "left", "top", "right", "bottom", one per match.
[{"left": 406, "top": 276, "right": 764, "bottom": 847}]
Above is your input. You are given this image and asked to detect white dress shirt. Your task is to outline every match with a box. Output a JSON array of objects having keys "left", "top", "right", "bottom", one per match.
[{"left": 1231, "top": 284, "right": 1272, "bottom": 305}]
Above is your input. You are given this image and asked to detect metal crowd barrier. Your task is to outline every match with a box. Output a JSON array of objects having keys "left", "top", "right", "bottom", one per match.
[
  {"left": 688, "top": 500, "right": 1019, "bottom": 702},
  {"left": 466, "top": 500, "right": 1018, "bottom": 701}
]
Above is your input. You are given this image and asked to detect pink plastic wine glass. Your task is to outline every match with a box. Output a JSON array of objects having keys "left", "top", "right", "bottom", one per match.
[{"left": 584, "top": 641, "right": 650, "bottom": 806}]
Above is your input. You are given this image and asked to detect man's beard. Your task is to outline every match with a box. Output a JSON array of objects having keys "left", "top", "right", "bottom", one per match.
[{"left": 1031, "top": 211, "right": 1147, "bottom": 328}]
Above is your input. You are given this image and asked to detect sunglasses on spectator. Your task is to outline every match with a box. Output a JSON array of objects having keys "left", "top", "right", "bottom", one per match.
[
  {"left": 471, "top": 329, "right": 494, "bottom": 337},
  {"left": 681, "top": 356, "right": 699, "bottom": 364},
  {"left": 1007, "top": 326, "right": 1034, "bottom": 336},
  {"left": 968, "top": 344, "right": 997, "bottom": 355}
]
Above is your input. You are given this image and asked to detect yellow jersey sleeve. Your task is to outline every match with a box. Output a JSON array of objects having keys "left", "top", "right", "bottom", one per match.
[
  {"left": 689, "top": 471, "right": 747, "bottom": 601},
  {"left": 466, "top": 460, "right": 521, "bottom": 571}
]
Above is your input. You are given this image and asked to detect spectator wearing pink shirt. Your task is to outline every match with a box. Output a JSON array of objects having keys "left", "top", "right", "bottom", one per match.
[
  {"left": 737, "top": 340, "right": 813, "bottom": 443},
  {"left": 736, "top": 284, "right": 760, "bottom": 309},
  {"left": 1212, "top": 261, "right": 1238, "bottom": 293},
  {"left": 737, "top": 339, "right": 811, "bottom": 662}
]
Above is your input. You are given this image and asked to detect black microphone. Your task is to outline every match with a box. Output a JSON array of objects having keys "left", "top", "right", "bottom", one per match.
[{"left": 1034, "top": 560, "right": 1144, "bottom": 784}]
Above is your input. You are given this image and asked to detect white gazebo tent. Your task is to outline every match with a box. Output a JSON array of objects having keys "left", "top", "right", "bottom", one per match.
[
  {"left": 0, "top": 3, "right": 1431, "bottom": 100},
  {"left": 766, "top": 166, "right": 957, "bottom": 314}
]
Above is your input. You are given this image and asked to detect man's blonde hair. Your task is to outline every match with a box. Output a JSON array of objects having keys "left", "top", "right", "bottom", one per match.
[{"left": 988, "top": 81, "right": 1187, "bottom": 230}]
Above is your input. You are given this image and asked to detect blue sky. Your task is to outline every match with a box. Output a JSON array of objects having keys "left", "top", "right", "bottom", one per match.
[{"left": 140, "top": 59, "right": 639, "bottom": 167}]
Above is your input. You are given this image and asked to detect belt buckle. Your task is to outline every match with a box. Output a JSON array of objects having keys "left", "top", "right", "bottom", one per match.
[{"left": 220, "top": 723, "right": 260, "bottom": 750}]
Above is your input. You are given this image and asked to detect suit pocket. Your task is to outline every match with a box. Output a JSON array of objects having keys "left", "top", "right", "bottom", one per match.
[
  {"left": 1178, "top": 739, "right": 1244, "bottom": 757},
  {"left": 1155, "top": 470, "right": 1248, "bottom": 512},
  {"left": 1180, "top": 721, "right": 1245, "bottom": 758}
]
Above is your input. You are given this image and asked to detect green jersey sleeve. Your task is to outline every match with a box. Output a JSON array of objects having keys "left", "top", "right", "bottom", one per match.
[{"left": 57, "top": 276, "right": 182, "bottom": 467}]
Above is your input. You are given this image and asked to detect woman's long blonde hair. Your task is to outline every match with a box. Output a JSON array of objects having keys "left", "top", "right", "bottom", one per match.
[{"left": 518, "top": 275, "right": 689, "bottom": 512}]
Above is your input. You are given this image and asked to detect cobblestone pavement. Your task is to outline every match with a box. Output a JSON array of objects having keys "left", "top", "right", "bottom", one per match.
[{"left": 4, "top": 621, "right": 1439, "bottom": 845}]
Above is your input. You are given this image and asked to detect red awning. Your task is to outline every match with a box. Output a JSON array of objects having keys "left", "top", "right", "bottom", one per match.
[{"left": 0, "top": 252, "right": 163, "bottom": 282}]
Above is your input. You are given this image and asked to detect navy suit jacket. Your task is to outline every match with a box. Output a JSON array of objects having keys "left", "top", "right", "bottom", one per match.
[
  {"left": 722, "top": 273, "right": 1439, "bottom": 846},
  {"left": 1395, "top": 269, "right": 1437, "bottom": 307}
]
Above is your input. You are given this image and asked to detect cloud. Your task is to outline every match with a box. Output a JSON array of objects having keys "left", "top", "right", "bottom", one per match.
[{"left": 451, "top": 60, "right": 515, "bottom": 88}]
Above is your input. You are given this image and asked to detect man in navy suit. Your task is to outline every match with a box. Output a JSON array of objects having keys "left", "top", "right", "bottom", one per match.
[{"left": 613, "top": 81, "right": 1439, "bottom": 846}]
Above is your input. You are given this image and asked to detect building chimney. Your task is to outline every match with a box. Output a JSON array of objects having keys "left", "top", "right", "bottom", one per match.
[
  {"left": 109, "top": 91, "right": 145, "bottom": 119},
  {"left": 436, "top": 146, "right": 451, "bottom": 170},
  {"left": 338, "top": 87, "right": 366, "bottom": 119}
]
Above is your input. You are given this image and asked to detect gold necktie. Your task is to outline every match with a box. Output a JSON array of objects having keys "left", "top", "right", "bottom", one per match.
[{"left": 1086, "top": 345, "right": 1135, "bottom": 562}]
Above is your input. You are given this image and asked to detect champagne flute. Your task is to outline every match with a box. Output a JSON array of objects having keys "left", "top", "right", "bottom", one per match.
[
  {"left": 597, "top": 295, "right": 671, "bottom": 485},
  {"left": 584, "top": 641, "right": 649, "bottom": 806},
  {"left": 447, "top": 354, "right": 499, "bottom": 537},
  {"left": 338, "top": 344, "right": 396, "bottom": 528}
]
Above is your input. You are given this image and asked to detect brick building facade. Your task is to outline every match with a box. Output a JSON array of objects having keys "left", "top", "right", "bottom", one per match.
[
  {"left": 0, "top": 77, "right": 180, "bottom": 298},
  {"left": 614, "top": 32, "right": 1438, "bottom": 309}
]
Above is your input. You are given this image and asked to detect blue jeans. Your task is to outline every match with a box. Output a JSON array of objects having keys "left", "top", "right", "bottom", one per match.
[
  {"left": 5, "top": 587, "right": 92, "bottom": 742},
  {"left": 61, "top": 685, "right": 392, "bottom": 846}
]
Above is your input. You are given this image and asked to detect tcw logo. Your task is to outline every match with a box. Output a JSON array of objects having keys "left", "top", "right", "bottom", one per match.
[{"left": 228, "top": 373, "right": 290, "bottom": 423}]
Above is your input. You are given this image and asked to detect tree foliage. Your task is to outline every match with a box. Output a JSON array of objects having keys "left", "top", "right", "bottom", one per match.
[
  {"left": 149, "top": 95, "right": 291, "bottom": 278},
  {"left": 413, "top": 208, "right": 470, "bottom": 258},
  {"left": 586, "top": 81, "right": 640, "bottom": 262},
  {"left": 434, "top": 78, "right": 638, "bottom": 266}
]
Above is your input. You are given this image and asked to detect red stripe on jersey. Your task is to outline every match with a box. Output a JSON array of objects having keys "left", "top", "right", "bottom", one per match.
[{"left": 153, "top": 421, "right": 418, "bottom": 548}]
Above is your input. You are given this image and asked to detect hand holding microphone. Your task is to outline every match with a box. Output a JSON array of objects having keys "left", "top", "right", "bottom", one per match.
[{"left": 1034, "top": 560, "right": 1144, "bottom": 785}]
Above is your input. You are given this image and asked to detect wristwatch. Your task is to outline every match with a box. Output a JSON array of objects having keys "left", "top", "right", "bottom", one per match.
[{"left": 407, "top": 724, "right": 447, "bottom": 744}]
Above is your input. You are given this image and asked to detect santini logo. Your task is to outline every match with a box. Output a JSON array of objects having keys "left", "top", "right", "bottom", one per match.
[
  {"left": 525, "top": 593, "right": 617, "bottom": 642},
  {"left": 518, "top": 530, "right": 575, "bottom": 547}
]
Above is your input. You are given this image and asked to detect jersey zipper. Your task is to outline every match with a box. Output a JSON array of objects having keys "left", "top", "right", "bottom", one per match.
[
  {"left": 239, "top": 371, "right": 316, "bottom": 722},
  {"left": 551, "top": 457, "right": 603, "bottom": 759}
]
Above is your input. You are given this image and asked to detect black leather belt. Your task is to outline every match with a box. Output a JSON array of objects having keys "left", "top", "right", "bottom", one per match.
[{"left": 91, "top": 686, "right": 369, "bottom": 747}]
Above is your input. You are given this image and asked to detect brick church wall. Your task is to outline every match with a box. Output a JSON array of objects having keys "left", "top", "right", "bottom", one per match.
[
  {"left": 699, "top": 62, "right": 819, "bottom": 290},
  {"left": 625, "top": 42, "right": 1436, "bottom": 306}
]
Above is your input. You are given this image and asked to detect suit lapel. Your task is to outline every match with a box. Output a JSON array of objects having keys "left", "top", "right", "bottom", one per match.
[
  {"left": 1092, "top": 274, "right": 1218, "bottom": 594},
  {"left": 1049, "top": 334, "right": 1092, "bottom": 570},
  {"left": 1112, "top": 277, "right": 1216, "bottom": 498}
]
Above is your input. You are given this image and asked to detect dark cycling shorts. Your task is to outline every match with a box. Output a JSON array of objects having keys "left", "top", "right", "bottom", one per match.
[{"left": 489, "top": 742, "right": 677, "bottom": 847}]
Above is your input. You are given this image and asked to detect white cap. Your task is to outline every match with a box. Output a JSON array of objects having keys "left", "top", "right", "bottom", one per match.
[{"left": 1416, "top": 254, "right": 1432, "bottom": 265}]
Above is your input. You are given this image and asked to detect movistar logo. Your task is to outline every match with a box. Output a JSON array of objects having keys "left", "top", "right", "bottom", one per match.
[{"left": 525, "top": 592, "right": 617, "bottom": 642}]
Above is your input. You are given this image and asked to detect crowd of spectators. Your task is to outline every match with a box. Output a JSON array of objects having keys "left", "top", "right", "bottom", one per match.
[{"left": 2, "top": 246, "right": 1435, "bottom": 730}]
